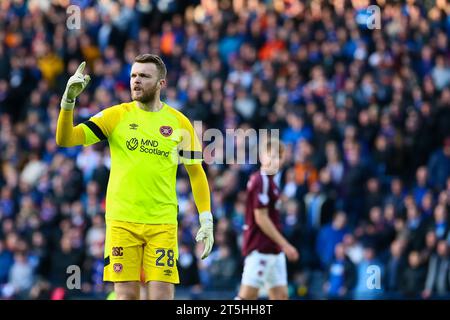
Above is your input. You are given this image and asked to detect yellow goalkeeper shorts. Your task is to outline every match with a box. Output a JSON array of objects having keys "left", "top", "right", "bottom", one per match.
[{"left": 103, "top": 219, "right": 179, "bottom": 284}]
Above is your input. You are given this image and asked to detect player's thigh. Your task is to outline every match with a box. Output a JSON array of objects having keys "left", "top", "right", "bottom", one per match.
[
  {"left": 114, "top": 282, "right": 141, "bottom": 300},
  {"left": 104, "top": 220, "right": 144, "bottom": 282},
  {"left": 143, "top": 224, "right": 179, "bottom": 284},
  {"left": 238, "top": 285, "right": 259, "bottom": 300},
  {"left": 266, "top": 252, "right": 288, "bottom": 295},
  {"left": 240, "top": 251, "right": 268, "bottom": 290},
  {"left": 268, "top": 285, "right": 288, "bottom": 300},
  {"left": 147, "top": 280, "right": 175, "bottom": 300}
]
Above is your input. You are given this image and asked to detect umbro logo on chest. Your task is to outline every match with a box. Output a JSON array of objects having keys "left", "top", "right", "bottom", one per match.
[{"left": 129, "top": 123, "right": 139, "bottom": 130}]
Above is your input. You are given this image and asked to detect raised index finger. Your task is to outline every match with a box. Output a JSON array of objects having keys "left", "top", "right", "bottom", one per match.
[{"left": 76, "top": 61, "right": 86, "bottom": 74}]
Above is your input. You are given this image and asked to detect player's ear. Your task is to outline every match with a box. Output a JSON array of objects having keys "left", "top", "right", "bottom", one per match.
[{"left": 159, "top": 79, "right": 166, "bottom": 89}]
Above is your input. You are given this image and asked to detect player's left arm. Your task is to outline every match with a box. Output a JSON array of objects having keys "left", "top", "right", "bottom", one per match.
[
  {"left": 184, "top": 164, "right": 210, "bottom": 214},
  {"left": 184, "top": 163, "right": 214, "bottom": 259},
  {"left": 178, "top": 114, "right": 213, "bottom": 259}
]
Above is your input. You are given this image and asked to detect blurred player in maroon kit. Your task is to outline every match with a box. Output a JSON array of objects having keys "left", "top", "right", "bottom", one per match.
[{"left": 236, "top": 138, "right": 299, "bottom": 300}]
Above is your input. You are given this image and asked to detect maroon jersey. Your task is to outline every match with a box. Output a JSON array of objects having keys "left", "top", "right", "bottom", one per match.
[{"left": 242, "top": 171, "right": 282, "bottom": 256}]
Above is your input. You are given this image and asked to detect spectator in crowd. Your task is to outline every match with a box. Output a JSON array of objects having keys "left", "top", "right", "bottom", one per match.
[
  {"left": 364, "top": 177, "right": 383, "bottom": 219},
  {"left": 405, "top": 204, "right": 428, "bottom": 252},
  {"left": 282, "top": 112, "right": 312, "bottom": 150},
  {"left": 5, "top": 250, "right": 34, "bottom": 299},
  {"left": 341, "top": 144, "right": 370, "bottom": 227},
  {"left": 294, "top": 139, "right": 319, "bottom": 199},
  {"left": 428, "top": 204, "right": 449, "bottom": 241},
  {"left": 177, "top": 241, "right": 202, "bottom": 299},
  {"left": 323, "top": 141, "right": 344, "bottom": 188},
  {"left": 207, "top": 244, "right": 238, "bottom": 291},
  {"left": 355, "top": 206, "right": 395, "bottom": 257},
  {"left": 422, "top": 240, "right": 450, "bottom": 299},
  {"left": 353, "top": 245, "right": 384, "bottom": 300},
  {"left": 28, "top": 231, "right": 50, "bottom": 280},
  {"left": 0, "top": 239, "right": 14, "bottom": 286},
  {"left": 428, "top": 138, "right": 450, "bottom": 191},
  {"left": 420, "top": 230, "right": 438, "bottom": 267},
  {"left": 48, "top": 234, "right": 84, "bottom": 288},
  {"left": 399, "top": 251, "right": 427, "bottom": 299},
  {"left": 303, "top": 181, "right": 334, "bottom": 232},
  {"left": 384, "top": 178, "right": 406, "bottom": 215},
  {"left": 343, "top": 234, "right": 364, "bottom": 267},
  {"left": 323, "top": 243, "right": 356, "bottom": 299},
  {"left": 385, "top": 239, "right": 407, "bottom": 296},
  {"left": 412, "top": 167, "right": 431, "bottom": 207},
  {"left": 316, "top": 211, "right": 350, "bottom": 269}
]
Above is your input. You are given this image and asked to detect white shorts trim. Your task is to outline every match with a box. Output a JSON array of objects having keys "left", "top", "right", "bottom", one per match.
[{"left": 241, "top": 250, "right": 287, "bottom": 289}]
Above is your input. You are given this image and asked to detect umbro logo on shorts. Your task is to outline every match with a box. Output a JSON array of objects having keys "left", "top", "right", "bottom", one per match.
[{"left": 164, "top": 269, "right": 173, "bottom": 276}]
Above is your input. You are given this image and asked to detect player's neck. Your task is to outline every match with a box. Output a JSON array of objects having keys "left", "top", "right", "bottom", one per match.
[
  {"left": 136, "top": 98, "right": 163, "bottom": 112},
  {"left": 260, "top": 167, "right": 277, "bottom": 176}
]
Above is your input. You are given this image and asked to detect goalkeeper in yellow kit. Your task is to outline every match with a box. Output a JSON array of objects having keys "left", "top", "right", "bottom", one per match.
[{"left": 56, "top": 54, "right": 213, "bottom": 300}]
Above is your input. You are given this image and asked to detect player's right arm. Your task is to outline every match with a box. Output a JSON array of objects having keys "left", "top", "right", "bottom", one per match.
[
  {"left": 249, "top": 174, "right": 299, "bottom": 262},
  {"left": 254, "top": 208, "right": 299, "bottom": 262},
  {"left": 56, "top": 61, "right": 120, "bottom": 147},
  {"left": 56, "top": 61, "right": 91, "bottom": 147},
  {"left": 56, "top": 109, "right": 87, "bottom": 147}
]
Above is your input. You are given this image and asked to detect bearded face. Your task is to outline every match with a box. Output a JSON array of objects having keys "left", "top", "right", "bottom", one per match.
[
  {"left": 131, "top": 80, "right": 159, "bottom": 103},
  {"left": 130, "top": 62, "right": 162, "bottom": 103}
]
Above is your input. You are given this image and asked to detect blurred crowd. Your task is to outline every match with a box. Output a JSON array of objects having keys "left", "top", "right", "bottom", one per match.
[{"left": 0, "top": 0, "right": 450, "bottom": 299}]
